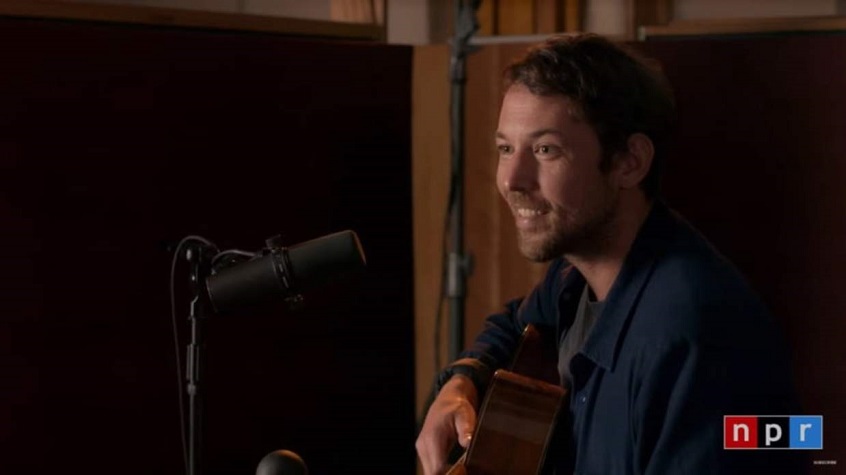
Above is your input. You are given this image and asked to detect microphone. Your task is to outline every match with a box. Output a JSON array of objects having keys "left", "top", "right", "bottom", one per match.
[
  {"left": 206, "top": 230, "right": 366, "bottom": 313},
  {"left": 256, "top": 449, "right": 308, "bottom": 475}
]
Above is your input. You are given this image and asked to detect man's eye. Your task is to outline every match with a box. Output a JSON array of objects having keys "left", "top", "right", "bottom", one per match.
[
  {"left": 497, "top": 144, "right": 512, "bottom": 153},
  {"left": 535, "top": 144, "right": 560, "bottom": 156}
]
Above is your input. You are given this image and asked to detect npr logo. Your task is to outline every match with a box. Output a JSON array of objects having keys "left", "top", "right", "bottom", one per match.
[{"left": 724, "top": 416, "right": 823, "bottom": 449}]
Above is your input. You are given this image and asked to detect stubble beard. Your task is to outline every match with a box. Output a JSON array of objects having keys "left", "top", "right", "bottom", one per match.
[{"left": 516, "top": 192, "right": 619, "bottom": 263}]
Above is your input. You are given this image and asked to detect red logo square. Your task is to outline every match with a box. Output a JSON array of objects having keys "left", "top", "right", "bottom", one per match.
[{"left": 725, "top": 416, "right": 758, "bottom": 449}]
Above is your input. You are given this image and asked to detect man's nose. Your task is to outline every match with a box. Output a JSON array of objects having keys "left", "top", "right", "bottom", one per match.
[{"left": 500, "top": 148, "right": 537, "bottom": 192}]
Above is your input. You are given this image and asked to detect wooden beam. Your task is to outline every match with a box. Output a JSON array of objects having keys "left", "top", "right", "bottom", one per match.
[
  {"left": 330, "top": 0, "right": 387, "bottom": 41},
  {"left": 640, "top": 15, "right": 846, "bottom": 40},
  {"left": 330, "top": 0, "right": 385, "bottom": 24},
  {"left": 0, "top": 0, "right": 383, "bottom": 40}
]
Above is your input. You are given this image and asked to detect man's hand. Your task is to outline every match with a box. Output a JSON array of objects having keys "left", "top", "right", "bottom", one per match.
[{"left": 416, "top": 374, "right": 479, "bottom": 475}]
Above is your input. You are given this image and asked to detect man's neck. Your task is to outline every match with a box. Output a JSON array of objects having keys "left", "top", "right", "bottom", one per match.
[{"left": 566, "top": 196, "right": 653, "bottom": 302}]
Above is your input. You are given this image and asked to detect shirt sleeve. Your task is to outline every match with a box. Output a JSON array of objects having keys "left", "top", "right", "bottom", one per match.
[{"left": 436, "top": 259, "right": 567, "bottom": 396}]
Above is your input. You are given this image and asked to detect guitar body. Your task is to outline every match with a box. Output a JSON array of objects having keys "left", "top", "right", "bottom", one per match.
[{"left": 447, "top": 325, "right": 567, "bottom": 475}]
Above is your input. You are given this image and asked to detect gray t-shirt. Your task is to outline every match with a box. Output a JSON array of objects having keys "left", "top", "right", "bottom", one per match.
[{"left": 558, "top": 284, "right": 604, "bottom": 389}]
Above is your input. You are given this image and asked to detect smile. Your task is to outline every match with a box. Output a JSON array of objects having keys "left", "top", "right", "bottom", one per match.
[{"left": 515, "top": 207, "right": 545, "bottom": 218}]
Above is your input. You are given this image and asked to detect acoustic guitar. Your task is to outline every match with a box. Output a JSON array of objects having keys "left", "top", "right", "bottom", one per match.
[{"left": 446, "top": 324, "right": 568, "bottom": 475}]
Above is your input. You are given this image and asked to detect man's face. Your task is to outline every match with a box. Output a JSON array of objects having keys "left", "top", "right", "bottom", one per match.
[{"left": 495, "top": 84, "right": 619, "bottom": 262}]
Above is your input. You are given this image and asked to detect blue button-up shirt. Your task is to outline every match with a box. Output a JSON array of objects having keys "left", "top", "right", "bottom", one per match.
[{"left": 456, "top": 202, "right": 805, "bottom": 474}]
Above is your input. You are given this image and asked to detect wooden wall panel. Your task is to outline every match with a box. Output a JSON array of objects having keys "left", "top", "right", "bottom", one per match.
[
  {"left": 536, "top": 0, "right": 563, "bottom": 34},
  {"left": 627, "top": 0, "right": 673, "bottom": 39},
  {"left": 497, "top": 0, "right": 535, "bottom": 35},
  {"left": 563, "top": 0, "right": 585, "bottom": 32},
  {"left": 412, "top": 44, "right": 451, "bottom": 417},
  {"left": 477, "top": 0, "right": 496, "bottom": 36},
  {"left": 464, "top": 46, "right": 506, "bottom": 337},
  {"left": 470, "top": 0, "right": 670, "bottom": 38},
  {"left": 632, "top": 0, "right": 673, "bottom": 26}
]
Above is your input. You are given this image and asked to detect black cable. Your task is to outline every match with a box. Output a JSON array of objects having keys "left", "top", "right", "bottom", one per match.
[{"left": 169, "top": 235, "right": 216, "bottom": 475}]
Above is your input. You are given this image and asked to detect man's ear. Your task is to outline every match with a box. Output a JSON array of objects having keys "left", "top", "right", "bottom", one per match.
[{"left": 613, "top": 133, "right": 654, "bottom": 189}]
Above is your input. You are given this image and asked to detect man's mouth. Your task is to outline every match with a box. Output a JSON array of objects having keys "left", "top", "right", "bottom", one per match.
[
  {"left": 515, "top": 207, "right": 545, "bottom": 218},
  {"left": 511, "top": 204, "right": 550, "bottom": 231}
]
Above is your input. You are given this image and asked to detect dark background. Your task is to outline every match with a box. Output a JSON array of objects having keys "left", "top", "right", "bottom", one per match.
[{"left": 0, "top": 16, "right": 415, "bottom": 474}]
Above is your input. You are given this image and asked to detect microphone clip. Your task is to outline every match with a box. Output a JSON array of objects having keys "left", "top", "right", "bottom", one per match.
[{"left": 261, "top": 235, "right": 305, "bottom": 311}]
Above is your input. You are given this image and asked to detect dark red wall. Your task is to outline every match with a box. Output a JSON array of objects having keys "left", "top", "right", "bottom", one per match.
[
  {"left": 0, "top": 17, "right": 415, "bottom": 474},
  {"left": 641, "top": 34, "right": 846, "bottom": 467}
]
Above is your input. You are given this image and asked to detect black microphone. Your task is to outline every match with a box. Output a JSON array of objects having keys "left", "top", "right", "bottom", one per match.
[
  {"left": 256, "top": 449, "right": 308, "bottom": 475},
  {"left": 206, "top": 230, "right": 366, "bottom": 313}
]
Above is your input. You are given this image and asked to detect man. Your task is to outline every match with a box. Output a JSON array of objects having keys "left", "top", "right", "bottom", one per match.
[{"left": 416, "top": 34, "right": 803, "bottom": 474}]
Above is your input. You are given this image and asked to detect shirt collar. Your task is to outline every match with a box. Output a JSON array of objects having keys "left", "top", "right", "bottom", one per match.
[{"left": 558, "top": 200, "right": 674, "bottom": 372}]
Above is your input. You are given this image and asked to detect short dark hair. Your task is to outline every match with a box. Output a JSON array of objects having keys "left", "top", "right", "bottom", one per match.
[{"left": 504, "top": 34, "right": 675, "bottom": 199}]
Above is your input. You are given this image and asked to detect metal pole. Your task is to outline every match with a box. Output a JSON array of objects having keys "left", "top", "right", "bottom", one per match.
[
  {"left": 446, "top": 0, "right": 480, "bottom": 362},
  {"left": 185, "top": 243, "right": 212, "bottom": 475}
]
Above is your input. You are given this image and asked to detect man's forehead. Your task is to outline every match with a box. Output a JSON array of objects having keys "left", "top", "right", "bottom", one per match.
[
  {"left": 495, "top": 128, "right": 565, "bottom": 139},
  {"left": 501, "top": 86, "right": 583, "bottom": 120}
]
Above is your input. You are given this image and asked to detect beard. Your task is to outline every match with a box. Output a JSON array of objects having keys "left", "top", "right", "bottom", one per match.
[{"left": 513, "top": 189, "right": 619, "bottom": 262}]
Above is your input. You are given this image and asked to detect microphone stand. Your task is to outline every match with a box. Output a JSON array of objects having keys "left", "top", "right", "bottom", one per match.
[
  {"left": 446, "top": 0, "right": 481, "bottom": 362},
  {"left": 184, "top": 242, "right": 214, "bottom": 475}
]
